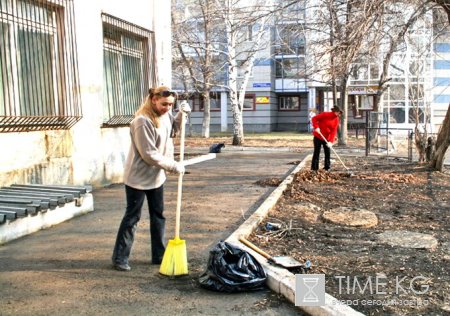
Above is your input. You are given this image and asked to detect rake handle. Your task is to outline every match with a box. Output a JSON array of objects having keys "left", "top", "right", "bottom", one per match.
[
  {"left": 174, "top": 112, "right": 186, "bottom": 239},
  {"left": 316, "top": 129, "right": 350, "bottom": 171},
  {"left": 239, "top": 237, "right": 272, "bottom": 260}
]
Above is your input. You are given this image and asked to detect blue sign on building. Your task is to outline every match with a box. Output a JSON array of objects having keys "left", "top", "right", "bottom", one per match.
[{"left": 253, "top": 82, "right": 271, "bottom": 88}]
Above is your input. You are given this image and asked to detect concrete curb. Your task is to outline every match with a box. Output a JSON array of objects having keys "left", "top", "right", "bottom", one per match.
[{"left": 226, "top": 154, "right": 364, "bottom": 316}]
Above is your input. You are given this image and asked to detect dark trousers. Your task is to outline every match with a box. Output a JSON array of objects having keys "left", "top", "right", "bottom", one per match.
[
  {"left": 112, "top": 185, "right": 165, "bottom": 265},
  {"left": 311, "top": 136, "right": 331, "bottom": 171}
]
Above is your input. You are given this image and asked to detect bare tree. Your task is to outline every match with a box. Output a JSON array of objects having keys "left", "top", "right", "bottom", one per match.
[
  {"left": 430, "top": 104, "right": 450, "bottom": 170},
  {"left": 306, "top": 0, "right": 386, "bottom": 145},
  {"left": 373, "top": 2, "right": 430, "bottom": 112},
  {"left": 367, "top": 1, "right": 433, "bottom": 159},
  {"left": 432, "top": 0, "right": 450, "bottom": 22},
  {"left": 410, "top": 63, "right": 433, "bottom": 163},
  {"left": 211, "top": 0, "right": 277, "bottom": 145},
  {"left": 173, "top": 0, "right": 292, "bottom": 143},
  {"left": 172, "top": 0, "right": 224, "bottom": 138}
]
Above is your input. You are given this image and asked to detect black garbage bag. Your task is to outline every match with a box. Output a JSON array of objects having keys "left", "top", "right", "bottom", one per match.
[
  {"left": 209, "top": 142, "right": 225, "bottom": 153},
  {"left": 198, "top": 241, "right": 267, "bottom": 293}
]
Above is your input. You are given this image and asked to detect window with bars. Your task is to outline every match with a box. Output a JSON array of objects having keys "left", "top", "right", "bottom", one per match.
[
  {"left": 0, "top": 0, "right": 81, "bottom": 133},
  {"left": 102, "top": 13, "right": 156, "bottom": 126}
]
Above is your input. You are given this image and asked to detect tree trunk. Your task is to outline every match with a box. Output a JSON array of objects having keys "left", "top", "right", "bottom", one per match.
[
  {"left": 339, "top": 81, "right": 348, "bottom": 146},
  {"left": 202, "top": 92, "right": 211, "bottom": 138},
  {"left": 429, "top": 2, "right": 450, "bottom": 169},
  {"left": 414, "top": 127, "right": 427, "bottom": 163},
  {"left": 230, "top": 90, "right": 244, "bottom": 146},
  {"left": 430, "top": 103, "right": 450, "bottom": 171},
  {"left": 232, "top": 120, "right": 244, "bottom": 145}
]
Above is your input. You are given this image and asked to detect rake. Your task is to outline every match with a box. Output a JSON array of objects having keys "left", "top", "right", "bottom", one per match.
[{"left": 316, "top": 129, "right": 354, "bottom": 176}]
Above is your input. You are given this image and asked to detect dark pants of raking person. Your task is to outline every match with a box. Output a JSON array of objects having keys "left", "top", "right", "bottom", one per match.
[
  {"left": 311, "top": 136, "right": 331, "bottom": 171},
  {"left": 112, "top": 185, "right": 165, "bottom": 265}
]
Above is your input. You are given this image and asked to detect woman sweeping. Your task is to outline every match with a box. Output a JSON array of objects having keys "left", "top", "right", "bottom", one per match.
[{"left": 112, "top": 86, "right": 191, "bottom": 271}]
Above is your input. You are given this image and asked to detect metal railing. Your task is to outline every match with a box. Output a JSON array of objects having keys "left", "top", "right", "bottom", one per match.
[
  {"left": 101, "top": 13, "right": 156, "bottom": 127},
  {"left": 365, "top": 127, "right": 414, "bottom": 161},
  {"left": 0, "top": 0, "right": 82, "bottom": 133}
]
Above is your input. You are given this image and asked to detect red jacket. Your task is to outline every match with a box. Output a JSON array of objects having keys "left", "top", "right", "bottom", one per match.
[{"left": 311, "top": 111, "right": 340, "bottom": 143}]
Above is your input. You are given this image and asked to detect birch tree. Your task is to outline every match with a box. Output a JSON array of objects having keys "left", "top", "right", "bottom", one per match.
[
  {"left": 172, "top": 0, "right": 224, "bottom": 138},
  {"left": 366, "top": 1, "right": 432, "bottom": 156},
  {"left": 213, "top": 0, "right": 275, "bottom": 145}
]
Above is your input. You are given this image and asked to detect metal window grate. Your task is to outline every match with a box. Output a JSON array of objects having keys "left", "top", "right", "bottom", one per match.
[
  {"left": 0, "top": 0, "right": 82, "bottom": 133},
  {"left": 101, "top": 13, "right": 157, "bottom": 127}
]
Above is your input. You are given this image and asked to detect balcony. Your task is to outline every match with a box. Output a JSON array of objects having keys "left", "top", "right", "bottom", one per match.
[{"left": 275, "top": 79, "right": 307, "bottom": 92}]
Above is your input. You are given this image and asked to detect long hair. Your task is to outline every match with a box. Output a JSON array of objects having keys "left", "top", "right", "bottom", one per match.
[{"left": 135, "top": 85, "right": 172, "bottom": 128}]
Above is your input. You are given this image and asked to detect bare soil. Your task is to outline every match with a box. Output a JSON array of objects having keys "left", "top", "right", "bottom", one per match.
[
  {"left": 184, "top": 134, "right": 450, "bottom": 315},
  {"left": 250, "top": 154, "right": 450, "bottom": 316}
]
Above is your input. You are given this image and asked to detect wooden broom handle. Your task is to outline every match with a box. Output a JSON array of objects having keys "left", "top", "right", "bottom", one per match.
[
  {"left": 174, "top": 112, "right": 186, "bottom": 239},
  {"left": 239, "top": 237, "right": 272, "bottom": 259}
]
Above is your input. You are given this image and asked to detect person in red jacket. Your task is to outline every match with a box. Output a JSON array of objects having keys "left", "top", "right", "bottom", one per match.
[{"left": 311, "top": 106, "right": 342, "bottom": 171}]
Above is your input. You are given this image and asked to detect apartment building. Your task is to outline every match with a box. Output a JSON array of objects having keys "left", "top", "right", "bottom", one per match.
[
  {"left": 172, "top": 1, "right": 450, "bottom": 134},
  {"left": 0, "top": 0, "right": 171, "bottom": 187}
]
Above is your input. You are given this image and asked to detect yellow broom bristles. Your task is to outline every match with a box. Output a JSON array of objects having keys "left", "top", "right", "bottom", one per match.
[{"left": 159, "top": 238, "right": 188, "bottom": 276}]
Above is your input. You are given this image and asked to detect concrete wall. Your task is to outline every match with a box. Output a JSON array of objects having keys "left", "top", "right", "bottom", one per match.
[{"left": 0, "top": 0, "right": 171, "bottom": 188}]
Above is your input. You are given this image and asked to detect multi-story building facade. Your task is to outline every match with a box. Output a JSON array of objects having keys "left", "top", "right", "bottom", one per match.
[
  {"left": 0, "top": 0, "right": 172, "bottom": 187},
  {"left": 173, "top": 1, "right": 450, "bottom": 134}
]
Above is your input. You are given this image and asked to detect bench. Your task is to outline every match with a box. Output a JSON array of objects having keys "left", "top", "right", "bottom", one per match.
[{"left": 0, "top": 184, "right": 94, "bottom": 244}]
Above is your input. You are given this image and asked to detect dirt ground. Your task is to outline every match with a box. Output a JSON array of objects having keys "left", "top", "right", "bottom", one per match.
[{"left": 250, "top": 153, "right": 450, "bottom": 315}]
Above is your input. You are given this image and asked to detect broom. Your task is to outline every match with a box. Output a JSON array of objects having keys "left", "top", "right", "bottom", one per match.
[{"left": 159, "top": 111, "right": 188, "bottom": 276}]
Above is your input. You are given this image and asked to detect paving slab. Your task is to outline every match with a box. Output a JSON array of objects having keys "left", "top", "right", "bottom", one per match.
[
  {"left": 377, "top": 230, "right": 438, "bottom": 250},
  {"left": 322, "top": 207, "right": 378, "bottom": 228}
]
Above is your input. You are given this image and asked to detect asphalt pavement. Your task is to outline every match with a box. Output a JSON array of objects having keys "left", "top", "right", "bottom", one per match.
[{"left": 0, "top": 148, "right": 307, "bottom": 315}]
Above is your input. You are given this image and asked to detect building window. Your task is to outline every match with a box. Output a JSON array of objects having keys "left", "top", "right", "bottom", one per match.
[
  {"left": 350, "top": 95, "right": 374, "bottom": 118},
  {"left": 243, "top": 94, "right": 255, "bottom": 111},
  {"left": 275, "top": 57, "right": 305, "bottom": 78},
  {"left": 198, "top": 92, "right": 221, "bottom": 111},
  {"left": 209, "top": 92, "right": 221, "bottom": 110},
  {"left": 102, "top": 13, "right": 156, "bottom": 126},
  {"left": 278, "top": 96, "right": 300, "bottom": 111},
  {"left": 408, "top": 107, "right": 426, "bottom": 124},
  {"left": 178, "top": 94, "right": 200, "bottom": 112},
  {"left": 389, "top": 53, "right": 407, "bottom": 81},
  {"left": 389, "top": 106, "right": 406, "bottom": 124},
  {"left": 0, "top": 0, "right": 82, "bottom": 133},
  {"left": 274, "top": 24, "right": 305, "bottom": 55},
  {"left": 350, "top": 63, "right": 379, "bottom": 85}
]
